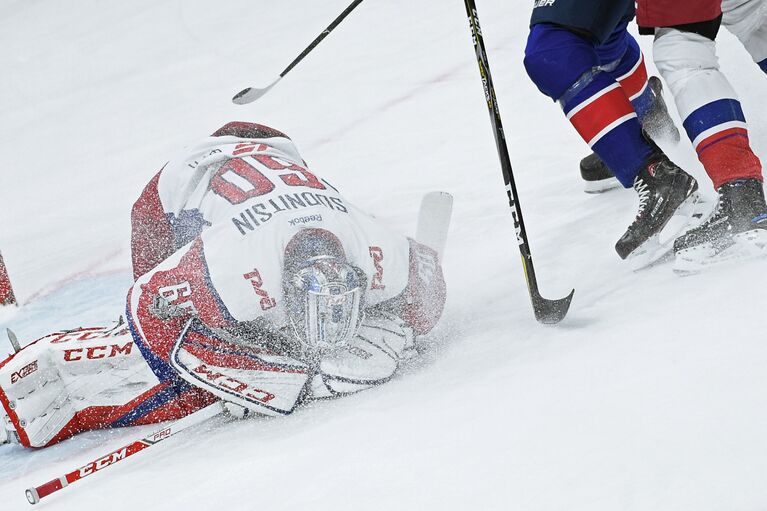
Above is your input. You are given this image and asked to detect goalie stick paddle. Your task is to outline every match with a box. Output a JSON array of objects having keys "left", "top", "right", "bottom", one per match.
[
  {"left": 232, "top": 0, "right": 364, "bottom": 105},
  {"left": 416, "top": 191, "right": 453, "bottom": 261},
  {"left": 462, "top": 0, "right": 574, "bottom": 324},
  {"left": 24, "top": 401, "right": 226, "bottom": 505}
]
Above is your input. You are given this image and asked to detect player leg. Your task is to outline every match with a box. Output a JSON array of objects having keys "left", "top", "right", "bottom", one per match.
[
  {"left": 652, "top": 26, "right": 767, "bottom": 271},
  {"left": 580, "top": 27, "right": 681, "bottom": 193},
  {"left": 524, "top": 21, "right": 699, "bottom": 267},
  {"left": 721, "top": 0, "right": 767, "bottom": 74}
]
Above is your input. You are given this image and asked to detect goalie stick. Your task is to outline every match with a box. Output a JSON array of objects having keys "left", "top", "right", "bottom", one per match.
[
  {"left": 462, "top": 0, "right": 574, "bottom": 324},
  {"left": 232, "top": 0, "right": 364, "bottom": 105},
  {"left": 24, "top": 401, "right": 226, "bottom": 505}
]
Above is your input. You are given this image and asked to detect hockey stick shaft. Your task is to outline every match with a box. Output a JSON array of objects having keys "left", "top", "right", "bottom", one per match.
[
  {"left": 25, "top": 401, "right": 226, "bottom": 505},
  {"left": 279, "top": 0, "right": 363, "bottom": 78},
  {"left": 232, "top": 0, "right": 364, "bottom": 104},
  {"left": 462, "top": 0, "right": 574, "bottom": 323}
]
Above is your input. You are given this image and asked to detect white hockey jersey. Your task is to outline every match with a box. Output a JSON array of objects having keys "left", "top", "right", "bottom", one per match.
[{"left": 126, "top": 122, "right": 446, "bottom": 417}]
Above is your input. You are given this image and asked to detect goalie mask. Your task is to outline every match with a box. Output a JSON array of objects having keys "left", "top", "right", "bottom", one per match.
[{"left": 283, "top": 229, "right": 366, "bottom": 352}]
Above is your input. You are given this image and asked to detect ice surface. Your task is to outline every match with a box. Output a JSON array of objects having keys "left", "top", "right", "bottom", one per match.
[{"left": 1, "top": 1, "right": 766, "bottom": 509}]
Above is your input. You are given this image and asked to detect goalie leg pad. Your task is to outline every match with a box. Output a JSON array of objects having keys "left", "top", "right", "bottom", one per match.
[{"left": 0, "top": 323, "right": 164, "bottom": 447}]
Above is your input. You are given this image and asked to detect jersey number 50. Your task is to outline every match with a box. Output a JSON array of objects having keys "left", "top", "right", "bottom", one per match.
[{"left": 211, "top": 154, "right": 326, "bottom": 204}]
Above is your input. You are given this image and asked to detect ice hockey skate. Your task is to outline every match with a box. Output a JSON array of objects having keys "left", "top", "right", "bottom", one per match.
[
  {"left": 615, "top": 149, "right": 701, "bottom": 269},
  {"left": 673, "top": 179, "right": 767, "bottom": 274},
  {"left": 580, "top": 77, "right": 680, "bottom": 193}
]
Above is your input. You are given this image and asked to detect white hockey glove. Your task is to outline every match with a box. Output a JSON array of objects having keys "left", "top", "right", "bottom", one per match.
[{"left": 310, "top": 313, "right": 415, "bottom": 398}]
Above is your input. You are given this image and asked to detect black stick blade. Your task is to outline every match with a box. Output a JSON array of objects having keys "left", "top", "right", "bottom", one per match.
[{"left": 532, "top": 288, "right": 575, "bottom": 324}]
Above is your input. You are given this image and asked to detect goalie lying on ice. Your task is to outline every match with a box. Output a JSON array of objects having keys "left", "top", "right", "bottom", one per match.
[{"left": 0, "top": 122, "right": 447, "bottom": 448}]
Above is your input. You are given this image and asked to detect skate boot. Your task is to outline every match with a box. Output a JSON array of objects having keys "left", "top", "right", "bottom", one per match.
[
  {"left": 581, "top": 153, "right": 621, "bottom": 194},
  {"left": 580, "top": 76, "right": 680, "bottom": 193},
  {"left": 615, "top": 148, "right": 700, "bottom": 269},
  {"left": 673, "top": 179, "right": 767, "bottom": 273}
]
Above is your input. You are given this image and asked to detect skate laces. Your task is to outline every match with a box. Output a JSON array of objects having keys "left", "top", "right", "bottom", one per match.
[{"left": 633, "top": 176, "right": 651, "bottom": 218}]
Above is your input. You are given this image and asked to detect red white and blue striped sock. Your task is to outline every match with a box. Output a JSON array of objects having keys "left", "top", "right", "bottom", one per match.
[
  {"left": 682, "top": 99, "right": 762, "bottom": 188},
  {"left": 563, "top": 74, "right": 652, "bottom": 187}
]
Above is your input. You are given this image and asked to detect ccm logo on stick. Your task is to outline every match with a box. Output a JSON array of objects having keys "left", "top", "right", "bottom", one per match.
[
  {"left": 10, "top": 361, "right": 38, "bottom": 384},
  {"left": 63, "top": 342, "right": 133, "bottom": 362},
  {"left": 78, "top": 448, "right": 128, "bottom": 477}
]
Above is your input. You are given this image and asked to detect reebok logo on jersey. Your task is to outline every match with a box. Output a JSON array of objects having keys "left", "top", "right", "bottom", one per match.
[
  {"left": 288, "top": 214, "right": 323, "bottom": 227},
  {"left": 533, "top": 0, "right": 556, "bottom": 7},
  {"left": 10, "top": 360, "right": 38, "bottom": 384}
]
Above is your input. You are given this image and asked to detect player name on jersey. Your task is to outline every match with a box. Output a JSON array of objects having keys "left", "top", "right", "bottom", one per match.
[{"left": 232, "top": 192, "right": 348, "bottom": 236}]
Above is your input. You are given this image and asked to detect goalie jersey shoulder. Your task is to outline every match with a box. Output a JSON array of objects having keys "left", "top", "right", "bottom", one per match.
[{"left": 154, "top": 124, "right": 350, "bottom": 236}]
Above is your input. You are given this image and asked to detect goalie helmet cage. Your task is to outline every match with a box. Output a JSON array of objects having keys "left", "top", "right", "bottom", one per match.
[{"left": 0, "top": 251, "right": 17, "bottom": 306}]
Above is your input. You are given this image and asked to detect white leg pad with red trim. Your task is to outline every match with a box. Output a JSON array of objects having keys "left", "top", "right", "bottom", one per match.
[{"left": 0, "top": 322, "right": 160, "bottom": 448}]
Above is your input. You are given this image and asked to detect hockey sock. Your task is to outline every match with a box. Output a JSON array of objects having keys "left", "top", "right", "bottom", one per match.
[
  {"left": 760, "top": 58, "right": 767, "bottom": 74},
  {"left": 654, "top": 28, "right": 764, "bottom": 189},
  {"left": 684, "top": 99, "right": 763, "bottom": 189},
  {"left": 604, "top": 34, "right": 653, "bottom": 121},
  {"left": 524, "top": 24, "right": 652, "bottom": 187},
  {"left": 563, "top": 74, "right": 651, "bottom": 188}
]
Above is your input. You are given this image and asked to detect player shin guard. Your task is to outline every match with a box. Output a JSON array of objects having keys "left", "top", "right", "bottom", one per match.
[
  {"left": 683, "top": 99, "right": 763, "bottom": 189},
  {"left": 524, "top": 24, "right": 653, "bottom": 187},
  {"left": 612, "top": 42, "right": 652, "bottom": 118},
  {"left": 563, "top": 76, "right": 652, "bottom": 188}
]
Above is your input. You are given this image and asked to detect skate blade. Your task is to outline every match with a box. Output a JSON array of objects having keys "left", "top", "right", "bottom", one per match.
[
  {"left": 627, "top": 192, "right": 703, "bottom": 270},
  {"left": 584, "top": 177, "right": 621, "bottom": 194},
  {"left": 673, "top": 229, "right": 767, "bottom": 274}
]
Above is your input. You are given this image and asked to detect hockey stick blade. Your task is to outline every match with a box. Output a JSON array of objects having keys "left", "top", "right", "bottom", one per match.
[
  {"left": 232, "top": 77, "right": 280, "bottom": 105},
  {"left": 7, "top": 328, "right": 20, "bottom": 353},
  {"left": 532, "top": 288, "right": 574, "bottom": 324}
]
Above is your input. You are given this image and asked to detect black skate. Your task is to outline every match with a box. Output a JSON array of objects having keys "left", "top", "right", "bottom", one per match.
[
  {"left": 580, "top": 76, "right": 681, "bottom": 193},
  {"left": 581, "top": 153, "right": 621, "bottom": 193},
  {"left": 673, "top": 179, "right": 767, "bottom": 273},
  {"left": 615, "top": 150, "right": 700, "bottom": 269}
]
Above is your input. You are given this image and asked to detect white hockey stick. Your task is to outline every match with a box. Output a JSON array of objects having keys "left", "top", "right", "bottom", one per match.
[
  {"left": 25, "top": 401, "right": 226, "bottom": 505},
  {"left": 416, "top": 191, "right": 453, "bottom": 260}
]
